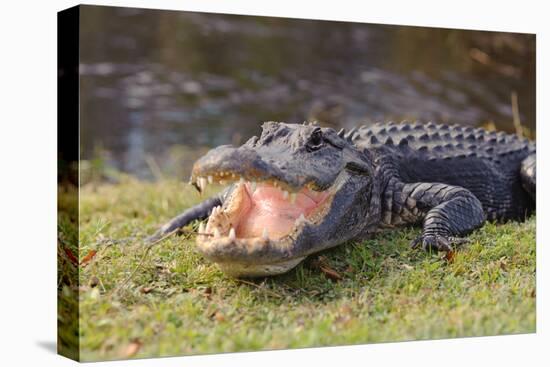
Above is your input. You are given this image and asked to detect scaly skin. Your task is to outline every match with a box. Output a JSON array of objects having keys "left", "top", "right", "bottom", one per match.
[
  {"left": 355, "top": 121, "right": 535, "bottom": 251},
  {"left": 150, "top": 121, "right": 536, "bottom": 277}
]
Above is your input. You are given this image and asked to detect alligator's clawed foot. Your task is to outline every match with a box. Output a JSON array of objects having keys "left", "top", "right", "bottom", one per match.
[{"left": 410, "top": 234, "right": 469, "bottom": 252}]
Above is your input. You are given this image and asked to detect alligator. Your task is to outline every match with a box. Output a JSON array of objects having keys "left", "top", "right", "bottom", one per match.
[{"left": 151, "top": 121, "right": 536, "bottom": 277}]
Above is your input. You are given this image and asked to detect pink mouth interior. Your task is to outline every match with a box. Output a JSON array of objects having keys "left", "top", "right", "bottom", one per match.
[{"left": 235, "top": 183, "right": 330, "bottom": 239}]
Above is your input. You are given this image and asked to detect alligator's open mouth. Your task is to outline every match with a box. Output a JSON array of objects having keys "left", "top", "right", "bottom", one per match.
[{"left": 192, "top": 172, "right": 336, "bottom": 276}]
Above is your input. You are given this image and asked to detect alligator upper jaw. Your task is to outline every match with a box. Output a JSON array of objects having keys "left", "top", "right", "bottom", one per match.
[
  {"left": 192, "top": 174, "right": 336, "bottom": 277},
  {"left": 190, "top": 144, "right": 334, "bottom": 194}
]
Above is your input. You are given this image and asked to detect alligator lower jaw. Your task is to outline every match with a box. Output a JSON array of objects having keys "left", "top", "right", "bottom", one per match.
[
  {"left": 194, "top": 176, "right": 335, "bottom": 274},
  {"left": 215, "top": 256, "right": 307, "bottom": 278}
]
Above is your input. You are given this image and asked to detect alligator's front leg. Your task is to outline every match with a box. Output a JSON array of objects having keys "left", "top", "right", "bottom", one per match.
[
  {"left": 392, "top": 182, "right": 486, "bottom": 252},
  {"left": 147, "top": 188, "right": 230, "bottom": 243}
]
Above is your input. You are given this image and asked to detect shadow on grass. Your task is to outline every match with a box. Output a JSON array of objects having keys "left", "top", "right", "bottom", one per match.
[{"left": 231, "top": 226, "right": 429, "bottom": 304}]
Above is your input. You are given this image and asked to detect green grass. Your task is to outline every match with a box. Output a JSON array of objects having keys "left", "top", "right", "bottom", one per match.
[{"left": 73, "top": 177, "right": 535, "bottom": 361}]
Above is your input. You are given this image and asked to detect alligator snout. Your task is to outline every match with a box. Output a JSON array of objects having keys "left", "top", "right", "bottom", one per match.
[{"left": 191, "top": 145, "right": 309, "bottom": 191}]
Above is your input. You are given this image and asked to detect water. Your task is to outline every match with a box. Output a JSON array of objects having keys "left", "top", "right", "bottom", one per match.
[{"left": 79, "top": 5, "right": 535, "bottom": 180}]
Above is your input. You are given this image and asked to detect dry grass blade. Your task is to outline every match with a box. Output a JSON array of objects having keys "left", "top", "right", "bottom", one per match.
[
  {"left": 312, "top": 255, "right": 343, "bottom": 281},
  {"left": 444, "top": 250, "right": 456, "bottom": 263},
  {"left": 63, "top": 247, "right": 79, "bottom": 266},
  {"left": 236, "top": 279, "right": 284, "bottom": 298},
  {"left": 80, "top": 249, "right": 97, "bottom": 266},
  {"left": 511, "top": 91, "right": 523, "bottom": 137},
  {"left": 319, "top": 264, "right": 343, "bottom": 281},
  {"left": 120, "top": 339, "right": 142, "bottom": 358}
]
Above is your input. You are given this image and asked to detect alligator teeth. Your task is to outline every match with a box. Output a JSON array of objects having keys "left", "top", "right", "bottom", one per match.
[
  {"left": 239, "top": 177, "right": 245, "bottom": 185},
  {"left": 262, "top": 228, "right": 269, "bottom": 241},
  {"left": 229, "top": 227, "right": 236, "bottom": 241},
  {"left": 196, "top": 176, "right": 207, "bottom": 192},
  {"left": 290, "top": 193, "right": 297, "bottom": 204},
  {"left": 250, "top": 181, "right": 257, "bottom": 193},
  {"left": 207, "top": 175, "right": 213, "bottom": 184},
  {"left": 296, "top": 213, "right": 308, "bottom": 226},
  {"left": 198, "top": 222, "right": 205, "bottom": 234},
  {"left": 213, "top": 228, "right": 221, "bottom": 238},
  {"left": 282, "top": 190, "right": 289, "bottom": 200}
]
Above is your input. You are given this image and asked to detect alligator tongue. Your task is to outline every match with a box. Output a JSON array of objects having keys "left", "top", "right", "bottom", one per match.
[{"left": 236, "top": 183, "right": 322, "bottom": 239}]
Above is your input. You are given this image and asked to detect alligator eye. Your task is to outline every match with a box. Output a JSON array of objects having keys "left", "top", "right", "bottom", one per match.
[{"left": 307, "top": 128, "right": 324, "bottom": 152}]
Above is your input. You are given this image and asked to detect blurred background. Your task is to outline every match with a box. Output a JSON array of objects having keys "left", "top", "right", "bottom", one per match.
[{"left": 79, "top": 5, "right": 536, "bottom": 183}]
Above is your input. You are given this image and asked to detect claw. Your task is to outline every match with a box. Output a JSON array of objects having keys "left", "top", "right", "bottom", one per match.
[
  {"left": 410, "top": 234, "right": 468, "bottom": 253},
  {"left": 410, "top": 236, "right": 422, "bottom": 249},
  {"left": 448, "top": 237, "right": 470, "bottom": 245},
  {"left": 434, "top": 236, "right": 452, "bottom": 252}
]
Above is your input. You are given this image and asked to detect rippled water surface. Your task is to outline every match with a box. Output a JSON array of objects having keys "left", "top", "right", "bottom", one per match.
[{"left": 79, "top": 6, "right": 536, "bottom": 179}]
